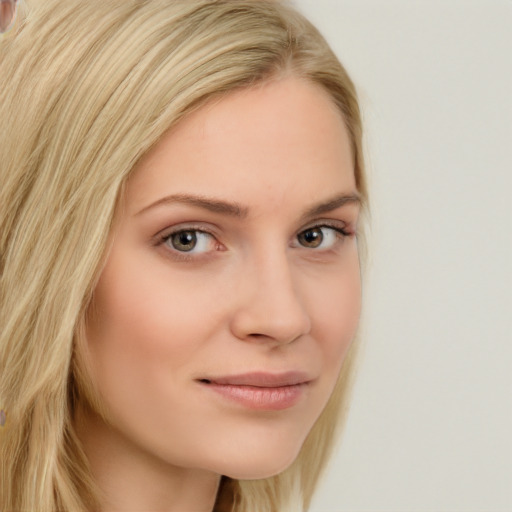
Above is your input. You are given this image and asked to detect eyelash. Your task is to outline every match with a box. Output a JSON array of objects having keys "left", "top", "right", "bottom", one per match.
[{"left": 157, "top": 222, "right": 353, "bottom": 262}]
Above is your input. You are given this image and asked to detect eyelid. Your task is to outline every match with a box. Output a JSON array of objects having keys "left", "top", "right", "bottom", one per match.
[
  {"left": 153, "top": 223, "right": 218, "bottom": 244},
  {"left": 153, "top": 223, "right": 223, "bottom": 262},
  {"left": 292, "top": 220, "right": 354, "bottom": 250},
  {"left": 152, "top": 217, "right": 355, "bottom": 262},
  {"left": 300, "top": 219, "right": 352, "bottom": 235}
]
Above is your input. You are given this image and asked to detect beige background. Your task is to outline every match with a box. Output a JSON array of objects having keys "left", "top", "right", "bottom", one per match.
[{"left": 292, "top": 1, "right": 512, "bottom": 511}]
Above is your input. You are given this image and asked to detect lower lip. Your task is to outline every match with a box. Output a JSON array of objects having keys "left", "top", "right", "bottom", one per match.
[{"left": 201, "top": 382, "right": 308, "bottom": 410}]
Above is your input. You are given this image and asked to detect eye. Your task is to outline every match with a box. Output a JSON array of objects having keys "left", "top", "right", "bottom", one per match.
[
  {"left": 163, "top": 229, "right": 216, "bottom": 254},
  {"left": 296, "top": 225, "right": 348, "bottom": 250}
]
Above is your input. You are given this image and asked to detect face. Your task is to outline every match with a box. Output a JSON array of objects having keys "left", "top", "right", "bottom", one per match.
[{"left": 84, "top": 76, "right": 361, "bottom": 479}]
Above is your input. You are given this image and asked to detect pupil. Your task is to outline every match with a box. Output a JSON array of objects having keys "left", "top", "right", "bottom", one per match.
[
  {"left": 301, "top": 229, "right": 323, "bottom": 247},
  {"left": 173, "top": 231, "right": 197, "bottom": 251}
]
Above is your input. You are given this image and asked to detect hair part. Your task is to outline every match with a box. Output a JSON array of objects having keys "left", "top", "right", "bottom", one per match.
[{"left": 0, "top": 1, "right": 367, "bottom": 510}]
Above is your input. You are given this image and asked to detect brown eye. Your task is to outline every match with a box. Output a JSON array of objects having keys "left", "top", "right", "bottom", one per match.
[
  {"left": 298, "top": 228, "right": 324, "bottom": 248},
  {"left": 295, "top": 226, "right": 348, "bottom": 250},
  {"left": 169, "top": 231, "right": 198, "bottom": 252},
  {"left": 163, "top": 229, "right": 216, "bottom": 254}
]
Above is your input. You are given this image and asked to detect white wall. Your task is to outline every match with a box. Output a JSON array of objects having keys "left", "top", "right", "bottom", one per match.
[{"left": 293, "top": 1, "right": 512, "bottom": 511}]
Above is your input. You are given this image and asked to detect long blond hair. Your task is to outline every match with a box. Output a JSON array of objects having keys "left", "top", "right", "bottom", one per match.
[{"left": 0, "top": 1, "right": 367, "bottom": 510}]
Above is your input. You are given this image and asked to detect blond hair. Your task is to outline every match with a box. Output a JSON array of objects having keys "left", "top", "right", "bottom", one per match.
[{"left": 0, "top": 1, "right": 367, "bottom": 510}]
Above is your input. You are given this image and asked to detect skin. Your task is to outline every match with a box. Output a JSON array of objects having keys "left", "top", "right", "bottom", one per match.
[
  {"left": 76, "top": 76, "right": 362, "bottom": 512},
  {"left": 0, "top": 0, "right": 15, "bottom": 33}
]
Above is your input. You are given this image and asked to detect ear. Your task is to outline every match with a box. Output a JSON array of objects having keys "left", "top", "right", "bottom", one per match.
[{"left": 0, "top": 0, "right": 18, "bottom": 34}]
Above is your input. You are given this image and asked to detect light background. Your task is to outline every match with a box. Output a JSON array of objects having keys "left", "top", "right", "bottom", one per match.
[{"left": 292, "top": 1, "right": 512, "bottom": 511}]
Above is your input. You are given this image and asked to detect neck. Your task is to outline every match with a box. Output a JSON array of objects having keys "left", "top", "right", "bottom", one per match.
[{"left": 74, "top": 402, "right": 221, "bottom": 512}]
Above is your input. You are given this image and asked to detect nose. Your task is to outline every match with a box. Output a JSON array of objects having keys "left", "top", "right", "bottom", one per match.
[{"left": 229, "top": 252, "right": 312, "bottom": 345}]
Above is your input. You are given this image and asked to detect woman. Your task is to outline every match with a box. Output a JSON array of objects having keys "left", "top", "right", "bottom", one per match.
[{"left": 0, "top": 0, "right": 368, "bottom": 510}]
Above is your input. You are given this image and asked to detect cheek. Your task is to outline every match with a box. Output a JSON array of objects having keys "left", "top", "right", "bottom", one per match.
[
  {"left": 307, "top": 255, "right": 361, "bottom": 370},
  {"left": 87, "top": 252, "right": 206, "bottom": 364},
  {"left": 87, "top": 267, "right": 166, "bottom": 360},
  {"left": 84, "top": 252, "right": 204, "bottom": 413}
]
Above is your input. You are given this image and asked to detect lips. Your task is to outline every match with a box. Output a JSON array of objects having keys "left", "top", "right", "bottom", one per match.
[
  {"left": 200, "top": 371, "right": 311, "bottom": 387},
  {"left": 198, "top": 371, "right": 312, "bottom": 410}
]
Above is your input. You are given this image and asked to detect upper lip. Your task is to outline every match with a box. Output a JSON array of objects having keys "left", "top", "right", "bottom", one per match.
[{"left": 199, "top": 371, "right": 312, "bottom": 388}]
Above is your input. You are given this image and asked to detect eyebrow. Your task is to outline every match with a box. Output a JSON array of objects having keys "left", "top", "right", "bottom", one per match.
[
  {"left": 300, "top": 192, "right": 361, "bottom": 221},
  {"left": 135, "top": 191, "right": 360, "bottom": 219},
  {"left": 136, "top": 193, "right": 248, "bottom": 218}
]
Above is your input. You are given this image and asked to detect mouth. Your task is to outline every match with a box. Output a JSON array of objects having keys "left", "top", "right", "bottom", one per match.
[{"left": 197, "top": 371, "right": 312, "bottom": 410}]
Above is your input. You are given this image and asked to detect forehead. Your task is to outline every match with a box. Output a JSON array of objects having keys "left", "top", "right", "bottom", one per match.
[{"left": 126, "top": 76, "right": 355, "bottom": 215}]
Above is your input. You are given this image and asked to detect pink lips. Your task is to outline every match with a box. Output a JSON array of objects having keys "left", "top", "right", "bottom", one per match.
[{"left": 198, "top": 371, "right": 311, "bottom": 410}]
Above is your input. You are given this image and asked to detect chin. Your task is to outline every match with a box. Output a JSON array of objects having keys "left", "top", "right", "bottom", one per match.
[
  {"left": 221, "top": 458, "right": 299, "bottom": 481},
  {"left": 208, "top": 438, "right": 304, "bottom": 481}
]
